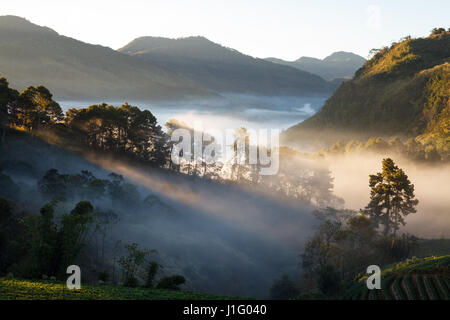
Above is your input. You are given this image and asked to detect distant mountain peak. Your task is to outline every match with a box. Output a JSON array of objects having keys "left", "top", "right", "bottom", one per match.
[
  {"left": 119, "top": 35, "right": 237, "bottom": 57},
  {"left": 323, "top": 51, "right": 366, "bottom": 63},
  {"left": 295, "top": 52, "right": 365, "bottom": 64},
  {"left": 295, "top": 56, "right": 322, "bottom": 63},
  {"left": 267, "top": 51, "right": 366, "bottom": 81},
  {"left": 119, "top": 35, "right": 333, "bottom": 95},
  {"left": 0, "top": 15, "right": 57, "bottom": 35}
]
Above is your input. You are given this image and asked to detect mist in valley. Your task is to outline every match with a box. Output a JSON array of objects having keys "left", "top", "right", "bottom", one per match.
[
  {"left": 59, "top": 94, "right": 328, "bottom": 133},
  {"left": 328, "top": 153, "right": 450, "bottom": 238},
  {"left": 1, "top": 133, "right": 321, "bottom": 298},
  {"left": 1, "top": 94, "right": 448, "bottom": 299}
]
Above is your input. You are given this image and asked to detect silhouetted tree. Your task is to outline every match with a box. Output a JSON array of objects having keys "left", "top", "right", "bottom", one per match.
[
  {"left": 365, "top": 158, "right": 418, "bottom": 237},
  {"left": 317, "top": 264, "right": 342, "bottom": 297},
  {"left": 118, "top": 243, "right": 150, "bottom": 287},
  {"left": 0, "top": 78, "right": 19, "bottom": 142},
  {"left": 60, "top": 201, "right": 96, "bottom": 274},
  {"left": 431, "top": 27, "right": 446, "bottom": 35},
  {"left": 270, "top": 274, "right": 299, "bottom": 299},
  {"left": 156, "top": 275, "right": 186, "bottom": 291},
  {"left": 144, "top": 261, "right": 161, "bottom": 288}
]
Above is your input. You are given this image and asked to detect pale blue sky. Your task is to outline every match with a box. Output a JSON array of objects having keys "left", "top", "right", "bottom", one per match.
[{"left": 1, "top": 0, "right": 448, "bottom": 60}]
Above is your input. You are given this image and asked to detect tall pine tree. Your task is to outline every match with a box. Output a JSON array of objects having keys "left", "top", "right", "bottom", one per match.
[{"left": 365, "top": 158, "right": 418, "bottom": 237}]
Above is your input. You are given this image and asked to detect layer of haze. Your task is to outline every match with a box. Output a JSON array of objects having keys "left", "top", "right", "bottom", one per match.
[
  {"left": 57, "top": 98, "right": 450, "bottom": 241},
  {"left": 2, "top": 129, "right": 448, "bottom": 298},
  {"left": 329, "top": 154, "right": 450, "bottom": 238},
  {"left": 60, "top": 95, "right": 327, "bottom": 132},
  {"left": 1, "top": 134, "right": 318, "bottom": 298},
  {"left": 1, "top": 0, "right": 449, "bottom": 60}
]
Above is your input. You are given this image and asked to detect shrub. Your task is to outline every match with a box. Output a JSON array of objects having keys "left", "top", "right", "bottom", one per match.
[
  {"left": 123, "top": 276, "right": 139, "bottom": 288},
  {"left": 144, "top": 261, "right": 160, "bottom": 289},
  {"left": 317, "top": 264, "right": 342, "bottom": 297},
  {"left": 156, "top": 275, "right": 186, "bottom": 291},
  {"left": 270, "top": 274, "right": 300, "bottom": 300},
  {"left": 98, "top": 270, "right": 110, "bottom": 283}
]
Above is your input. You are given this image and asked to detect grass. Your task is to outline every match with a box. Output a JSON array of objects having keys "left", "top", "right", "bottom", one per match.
[{"left": 0, "top": 278, "right": 242, "bottom": 300}]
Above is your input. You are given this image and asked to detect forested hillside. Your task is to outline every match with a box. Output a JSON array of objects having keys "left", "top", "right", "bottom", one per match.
[{"left": 283, "top": 29, "right": 449, "bottom": 158}]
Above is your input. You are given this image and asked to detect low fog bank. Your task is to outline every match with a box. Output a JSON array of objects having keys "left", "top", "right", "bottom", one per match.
[
  {"left": 327, "top": 153, "right": 450, "bottom": 238},
  {"left": 0, "top": 135, "right": 318, "bottom": 298},
  {"left": 59, "top": 94, "right": 328, "bottom": 132}
]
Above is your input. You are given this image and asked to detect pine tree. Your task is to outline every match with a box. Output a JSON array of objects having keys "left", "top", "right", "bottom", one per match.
[{"left": 365, "top": 158, "right": 418, "bottom": 237}]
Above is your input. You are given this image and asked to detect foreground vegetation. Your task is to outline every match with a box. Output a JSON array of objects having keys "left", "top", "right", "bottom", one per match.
[
  {"left": 344, "top": 255, "right": 450, "bottom": 300},
  {"left": 270, "top": 158, "right": 449, "bottom": 300},
  {"left": 0, "top": 277, "right": 237, "bottom": 300}
]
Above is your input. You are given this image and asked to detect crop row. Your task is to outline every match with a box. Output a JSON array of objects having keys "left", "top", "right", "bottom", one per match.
[
  {"left": 391, "top": 276, "right": 407, "bottom": 300},
  {"left": 435, "top": 275, "right": 450, "bottom": 299},
  {"left": 401, "top": 275, "right": 417, "bottom": 300},
  {"left": 351, "top": 274, "right": 449, "bottom": 300}
]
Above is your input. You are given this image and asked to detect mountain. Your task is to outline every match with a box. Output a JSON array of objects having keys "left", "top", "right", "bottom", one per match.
[
  {"left": 118, "top": 36, "right": 333, "bottom": 96},
  {"left": 266, "top": 51, "right": 366, "bottom": 81},
  {"left": 282, "top": 30, "right": 450, "bottom": 150},
  {"left": 0, "top": 16, "right": 214, "bottom": 101}
]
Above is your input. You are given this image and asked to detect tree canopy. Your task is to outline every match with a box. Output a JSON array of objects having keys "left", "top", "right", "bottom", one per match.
[
  {"left": 66, "top": 103, "right": 169, "bottom": 165},
  {"left": 365, "top": 158, "right": 418, "bottom": 237}
]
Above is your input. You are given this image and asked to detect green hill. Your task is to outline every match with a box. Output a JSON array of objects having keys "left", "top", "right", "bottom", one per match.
[
  {"left": 283, "top": 30, "right": 450, "bottom": 153},
  {"left": 0, "top": 278, "right": 241, "bottom": 300},
  {"left": 344, "top": 255, "right": 450, "bottom": 300}
]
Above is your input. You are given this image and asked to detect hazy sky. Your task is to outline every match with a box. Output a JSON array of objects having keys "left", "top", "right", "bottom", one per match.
[{"left": 1, "top": 0, "right": 448, "bottom": 60}]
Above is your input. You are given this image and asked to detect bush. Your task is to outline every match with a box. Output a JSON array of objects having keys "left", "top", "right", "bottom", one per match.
[
  {"left": 144, "top": 261, "right": 160, "bottom": 288},
  {"left": 98, "top": 270, "right": 110, "bottom": 283},
  {"left": 295, "top": 292, "right": 327, "bottom": 300},
  {"left": 123, "top": 276, "right": 139, "bottom": 288},
  {"left": 270, "top": 274, "right": 299, "bottom": 300},
  {"left": 317, "top": 264, "right": 342, "bottom": 297},
  {"left": 375, "top": 234, "right": 418, "bottom": 263},
  {"left": 156, "top": 275, "right": 186, "bottom": 290}
]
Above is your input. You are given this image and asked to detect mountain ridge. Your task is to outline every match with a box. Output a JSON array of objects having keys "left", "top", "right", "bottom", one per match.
[
  {"left": 119, "top": 36, "right": 334, "bottom": 96},
  {"left": 0, "top": 15, "right": 216, "bottom": 101},
  {"left": 266, "top": 51, "right": 366, "bottom": 81}
]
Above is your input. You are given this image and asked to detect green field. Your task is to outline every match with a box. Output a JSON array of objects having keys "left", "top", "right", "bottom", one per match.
[
  {"left": 345, "top": 255, "right": 450, "bottom": 300},
  {"left": 0, "top": 278, "right": 241, "bottom": 300}
]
